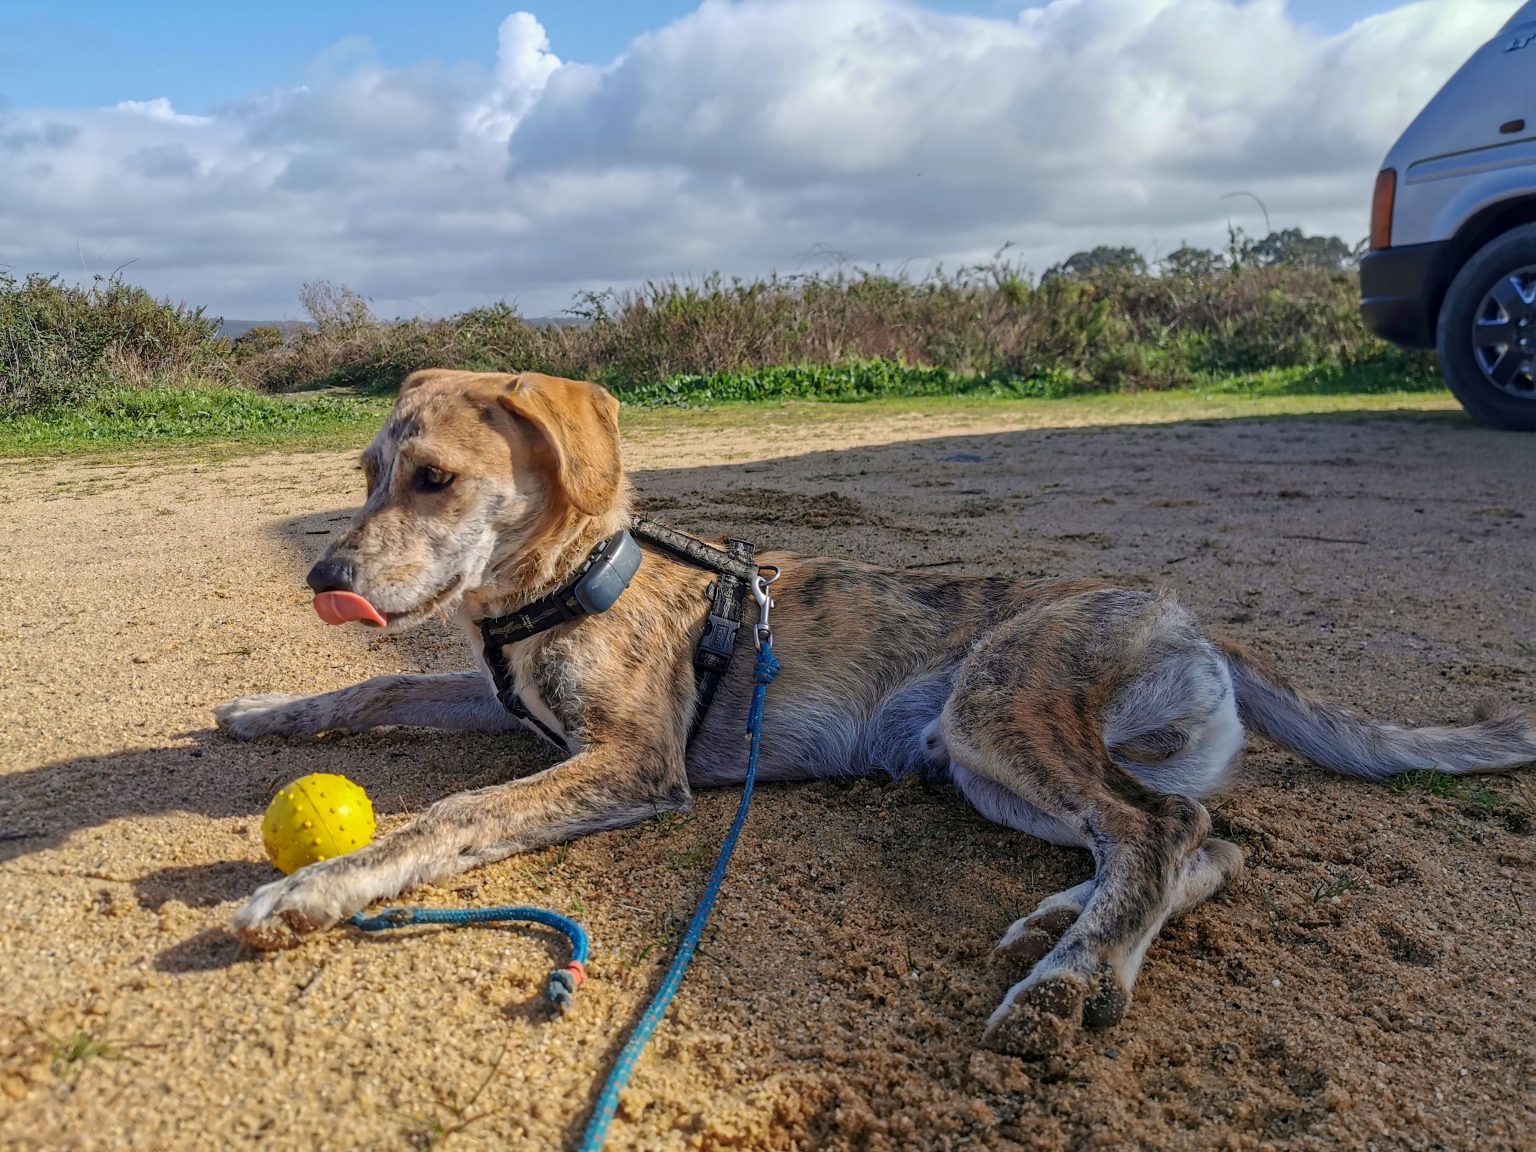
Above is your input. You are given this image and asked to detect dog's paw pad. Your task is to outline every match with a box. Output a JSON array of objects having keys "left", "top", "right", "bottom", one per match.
[
  {"left": 982, "top": 974, "right": 1086, "bottom": 1059},
  {"left": 1082, "top": 964, "right": 1130, "bottom": 1030},
  {"left": 230, "top": 908, "right": 319, "bottom": 951},
  {"left": 229, "top": 870, "right": 350, "bottom": 950},
  {"left": 995, "top": 907, "right": 1079, "bottom": 962}
]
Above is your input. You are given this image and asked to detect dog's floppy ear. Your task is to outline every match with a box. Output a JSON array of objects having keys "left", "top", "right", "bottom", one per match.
[{"left": 499, "top": 373, "right": 622, "bottom": 515}]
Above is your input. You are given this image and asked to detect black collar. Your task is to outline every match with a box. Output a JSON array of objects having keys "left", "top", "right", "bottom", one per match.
[
  {"left": 476, "top": 518, "right": 758, "bottom": 751},
  {"left": 480, "top": 529, "right": 642, "bottom": 650}
]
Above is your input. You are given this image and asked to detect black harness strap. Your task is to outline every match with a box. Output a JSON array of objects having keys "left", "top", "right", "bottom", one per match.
[
  {"left": 478, "top": 518, "right": 758, "bottom": 751},
  {"left": 626, "top": 517, "right": 758, "bottom": 583},
  {"left": 481, "top": 648, "right": 570, "bottom": 752},
  {"left": 479, "top": 609, "right": 572, "bottom": 751},
  {"left": 626, "top": 518, "right": 757, "bottom": 739},
  {"left": 686, "top": 537, "right": 755, "bottom": 741}
]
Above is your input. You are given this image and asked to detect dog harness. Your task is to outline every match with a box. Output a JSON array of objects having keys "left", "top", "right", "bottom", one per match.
[{"left": 478, "top": 517, "right": 758, "bottom": 751}]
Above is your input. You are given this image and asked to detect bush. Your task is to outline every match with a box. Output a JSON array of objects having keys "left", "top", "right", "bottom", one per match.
[
  {"left": 2, "top": 243, "right": 1439, "bottom": 418},
  {"left": 0, "top": 272, "right": 234, "bottom": 415},
  {"left": 230, "top": 324, "right": 284, "bottom": 359},
  {"left": 233, "top": 262, "right": 1431, "bottom": 400}
]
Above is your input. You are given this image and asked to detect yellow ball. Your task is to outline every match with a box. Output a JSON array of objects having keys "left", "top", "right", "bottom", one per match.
[{"left": 261, "top": 772, "right": 376, "bottom": 875}]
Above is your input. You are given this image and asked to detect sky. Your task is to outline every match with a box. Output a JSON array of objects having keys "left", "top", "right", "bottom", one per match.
[{"left": 0, "top": 0, "right": 1523, "bottom": 319}]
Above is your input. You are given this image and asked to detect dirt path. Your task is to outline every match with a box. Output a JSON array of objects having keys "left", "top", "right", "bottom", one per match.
[{"left": 1, "top": 406, "right": 1532, "bottom": 1151}]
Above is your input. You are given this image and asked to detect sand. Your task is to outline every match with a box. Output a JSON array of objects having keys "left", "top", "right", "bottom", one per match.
[{"left": 1, "top": 405, "right": 1532, "bottom": 1151}]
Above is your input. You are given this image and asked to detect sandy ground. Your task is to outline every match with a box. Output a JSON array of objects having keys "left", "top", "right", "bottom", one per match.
[{"left": 1, "top": 404, "right": 1533, "bottom": 1151}]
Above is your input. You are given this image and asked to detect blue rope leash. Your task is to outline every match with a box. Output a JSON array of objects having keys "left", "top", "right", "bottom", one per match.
[
  {"left": 577, "top": 637, "right": 780, "bottom": 1152},
  {"left": 349, "top": 905, "right": 591, "bottom": 1011},
  {"left": 341, "top": 635, "right": 780, "bottom": 1149}
]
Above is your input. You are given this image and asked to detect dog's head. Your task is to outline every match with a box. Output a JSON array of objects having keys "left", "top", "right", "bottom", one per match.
[{"left": 306, "top": 369, "right": 625, "bottom": 629}]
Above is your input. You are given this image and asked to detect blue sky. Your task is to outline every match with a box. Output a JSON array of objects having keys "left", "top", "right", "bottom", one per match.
[
  {"left": 0, "top": 1, "right": 1518, "bottom": 318},
  {"left": 1, "top": 0, "right": 1424, "bottom": 113}
]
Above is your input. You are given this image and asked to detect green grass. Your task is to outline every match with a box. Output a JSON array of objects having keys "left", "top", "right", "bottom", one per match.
[
  {"left": 1311, "top": 871, "right": 1363, "bottom": 903},
  {"left": 614, "top": 360, "right": 1084, "bottom": 406},
  {"left": 613, "top": 356, "right": 1444, "bottom": 409},
  {"left": 46, "top": 1028, "right": 122, "bottom": 1078},
  {"left": 0, "top": 363, "right": 1458, "bottom": 460},
  {"left": 0, "top": 383, "right": 392, "bottom": 457},
  {"left": 20, "top": 1020, "right": 158, "bottom": 1081},
  {"left": 1387, "top": 769, "right": 1470, "bottom": 798},
  {"left": 1386, "top": 769, "right": 1506, "bottom": 815},
  {"left": 3, "top": 261, "right": 1439, "bottom": 420}
]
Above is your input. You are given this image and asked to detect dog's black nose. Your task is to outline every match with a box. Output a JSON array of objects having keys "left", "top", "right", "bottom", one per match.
[{"left": 306, "top": 557, "right": 357, "bottom": 594}]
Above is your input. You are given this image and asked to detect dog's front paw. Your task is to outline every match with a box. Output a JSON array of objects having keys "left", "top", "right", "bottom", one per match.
[
  {"left": 982, "top": 971, "right": 1089, "bottom": 1059},
  {"left": 229, "top": 864, "right": 357, "bottom": 950},
  {"left": 215, "top": 693, "right": 324, "bottom": 740}
]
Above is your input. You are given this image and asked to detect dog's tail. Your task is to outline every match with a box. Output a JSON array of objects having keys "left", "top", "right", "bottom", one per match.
[{"left": 1218, "top": 640, "right": 1536, "bottom": 781}]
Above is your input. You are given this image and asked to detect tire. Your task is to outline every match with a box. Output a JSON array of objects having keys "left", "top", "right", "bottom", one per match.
[{"left": 1436, "top": 223, "right": 1536, "bottom": 431}]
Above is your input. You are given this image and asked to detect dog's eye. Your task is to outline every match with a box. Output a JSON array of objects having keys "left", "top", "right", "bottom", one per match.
[{"left": 414, "top": 466, "right": 455, "bottom": 492}]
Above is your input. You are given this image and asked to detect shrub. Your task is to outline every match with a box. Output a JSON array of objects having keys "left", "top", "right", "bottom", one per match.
[
  {"left": 230, "top": 325, "right": 284, "bottom": 358},
  {"left": 232, "top": 261, "right": 1428, "bottom": 399},
  {"left": 3, "top": 242, "right": 1439, "bottom": 418},
  {"left": 0, "top": 272, "right": 234, "bottom": 415}
]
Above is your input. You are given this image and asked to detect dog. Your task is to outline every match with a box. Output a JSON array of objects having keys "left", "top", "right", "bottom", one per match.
[{"left": 216, "top": 368, "right": 1536, "bottom": 1057}]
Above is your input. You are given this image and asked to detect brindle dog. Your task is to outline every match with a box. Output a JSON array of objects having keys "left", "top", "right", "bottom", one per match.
[{"left": 217, "top": 369, "right": 1536, "bottom": 1056}]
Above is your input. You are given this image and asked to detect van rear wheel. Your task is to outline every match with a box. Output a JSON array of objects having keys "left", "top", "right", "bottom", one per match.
[{"left": 1437, "top": 224, "right": 1536, "bottom": 431}]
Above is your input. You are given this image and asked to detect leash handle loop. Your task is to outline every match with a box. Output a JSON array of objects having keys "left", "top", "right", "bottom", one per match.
[{"left": 347, "top": 905, "right": 590, "bottom": 1013}]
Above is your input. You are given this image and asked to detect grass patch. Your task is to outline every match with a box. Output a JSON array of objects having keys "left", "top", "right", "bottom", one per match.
[
  {"left": 19, "top": 1020, "right": 160, "bottom": 1081},
  {"left": 1387, "top": 769, "right": 1506, "bottom": 816},
  {"left": 1, "top": 271, "right": 231, "bottom": 415},
  {"left": 1387, "top": 769, "right": 1469, "bottom": 799},
  {"left": 0, "top": 382, "right": 391, "bottom": 457},
  {"left": 398, "top": 1041, "right": 510, "bottom": 1150},
  {"left": 46, "top": 1028, "right": 123, "bottom": 1078},
  {"left": 0, "top": 362, "right": 1456, "bottom": 459},
  {"left": 614, "top": 360, "right": 1084, "bottom": 407},
  {"left": 5, "top": 257, "right": 1440, "bottom": 419},
  {"left": 1311, "top": 871, "right": 1363, "bottom": 903}
]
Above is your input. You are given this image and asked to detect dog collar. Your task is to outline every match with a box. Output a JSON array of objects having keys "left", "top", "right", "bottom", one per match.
[{"left": 480, "top": 530, "right": 643, "bottom": 649}]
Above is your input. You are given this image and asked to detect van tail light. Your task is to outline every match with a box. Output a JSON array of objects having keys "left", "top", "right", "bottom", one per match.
[{"left": 1370, "top": 169, "right": 1397, "bottom": 250}]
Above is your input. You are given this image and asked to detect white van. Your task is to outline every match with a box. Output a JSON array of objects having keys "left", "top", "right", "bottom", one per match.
[{"left": 1362, "top": 1, "right": 1536, "bottom": 430}]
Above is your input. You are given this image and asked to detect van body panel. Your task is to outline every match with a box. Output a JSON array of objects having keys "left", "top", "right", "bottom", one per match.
[
  {"left": 1382, "top": 11, "right": 1536, "bottom": 248},
  {"left": 1363, "top": 3, "right": 1536, "bottom": 341},
  {"left": 1359, "top": 241, "right": 1447, "bottom": 349},
  {"left": 1397, "top": 170, "right": 1536, "bottom": 251},
  {"left": 1360, "top": 3, "right": 1536, "bottom": 426}
]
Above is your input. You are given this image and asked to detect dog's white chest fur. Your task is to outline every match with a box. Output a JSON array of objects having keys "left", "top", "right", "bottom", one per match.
[{"left": 508, "top": 640, "right": 566, "bottom": 739}]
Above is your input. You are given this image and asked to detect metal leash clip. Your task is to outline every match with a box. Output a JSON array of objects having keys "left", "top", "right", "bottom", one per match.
[{"left": 752, "top": 565, "right": 780, "bottom": 648}]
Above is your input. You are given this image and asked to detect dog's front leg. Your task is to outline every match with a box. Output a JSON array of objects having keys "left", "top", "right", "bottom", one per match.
[
  {"left": 229, "top": 743, "right": 688, "bottom": 949},
  {"left": 215, "top": 671, "right": 524, "bottom": 739}
]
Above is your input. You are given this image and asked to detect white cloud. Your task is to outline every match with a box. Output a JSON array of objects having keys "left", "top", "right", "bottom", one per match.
[
  {"left": 0, "top": 1, "right": 1517, "bottom": 319},
  {"left": 468, "top": 12, "right": 563, "bottom": 140},
  {"left": 112, "top": 97, "right": 212, "bottom": 126}
]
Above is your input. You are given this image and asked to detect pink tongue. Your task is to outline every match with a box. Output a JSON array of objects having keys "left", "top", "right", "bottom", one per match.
[{"left": 313, "top": 591, "right": 388, "bottom": 627}]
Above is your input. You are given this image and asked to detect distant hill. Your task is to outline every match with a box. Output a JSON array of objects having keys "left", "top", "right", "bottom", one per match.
[
  {"left": 216, "top": 315, "right": 582, "bottom": 339},
  {"left": 217, "top": 319, "right": 313, "bottom": 339}
]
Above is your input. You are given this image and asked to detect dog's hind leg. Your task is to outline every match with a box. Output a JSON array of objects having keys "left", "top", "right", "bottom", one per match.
[
  {"left": 958, "top": 751, "right": 1215, "bottom": 1057},
  {"left": 963, "top": 598, "right": 1248, "bottom": 968},
  {"left": 943, "top": 592, "right": 1244, "bottom": 1057},
  {"left": 949, "top": 765, "right": 1095, "bottom": 962}
]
